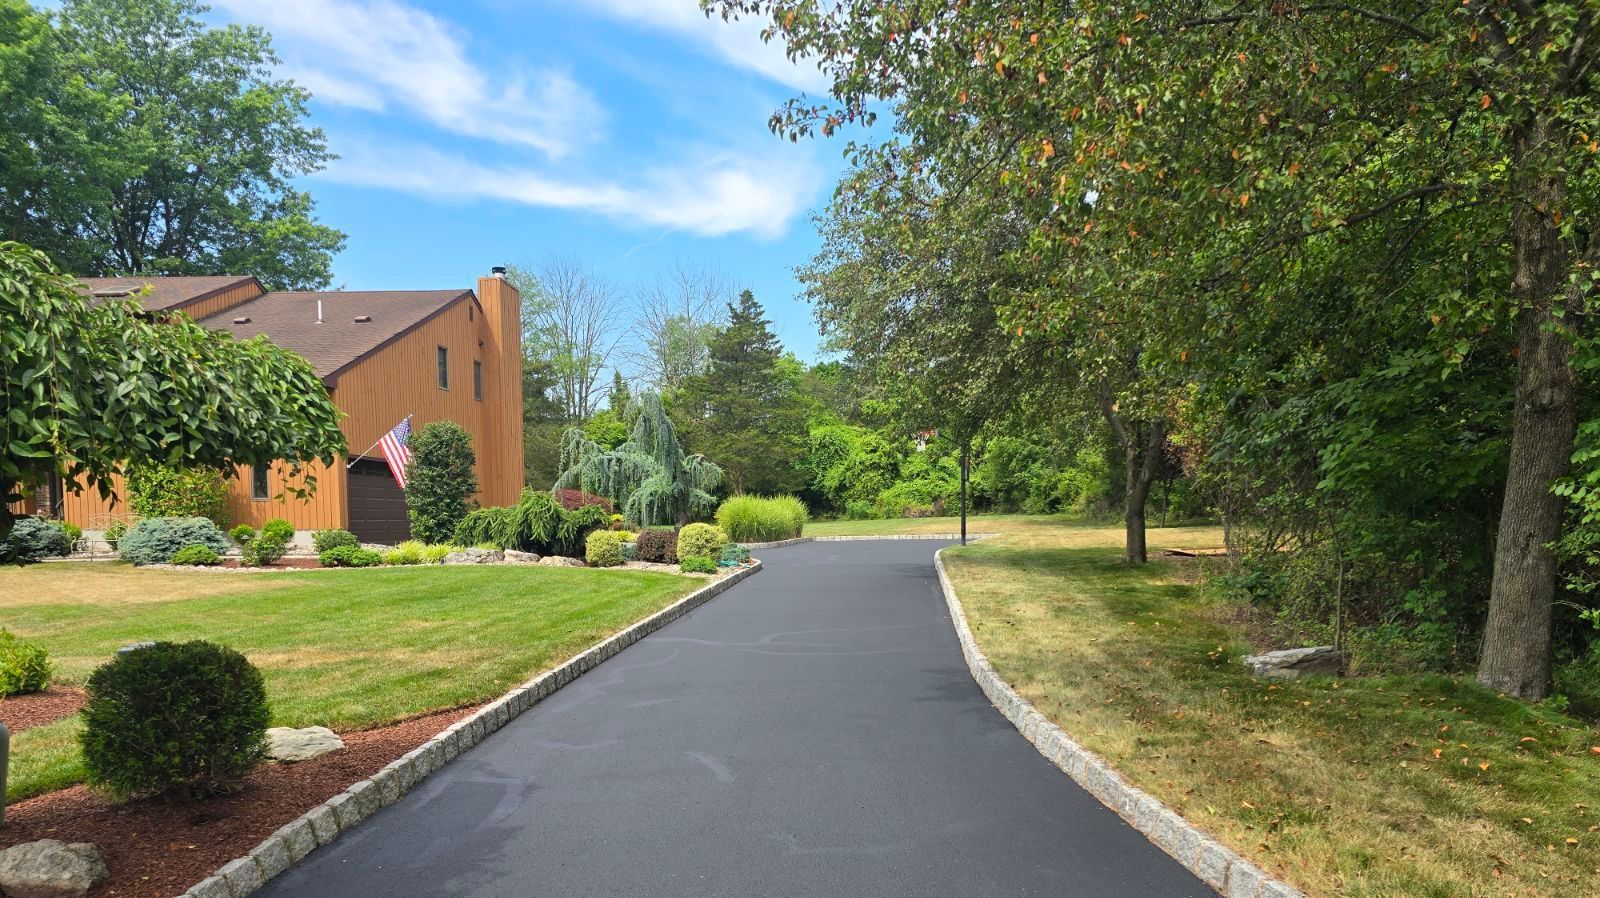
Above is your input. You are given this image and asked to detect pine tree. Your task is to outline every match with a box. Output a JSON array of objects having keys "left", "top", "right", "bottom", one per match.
[
  {"left": 678, "top": 291, "right": 807, "bottom": 495},
  {"left": 554, "top": 392, "right": 722, "bottom": 527}
]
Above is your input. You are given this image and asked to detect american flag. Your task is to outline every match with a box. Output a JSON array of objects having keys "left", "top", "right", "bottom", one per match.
[{"left": 378, "top": 416, "right": 413, "bottom": 488}]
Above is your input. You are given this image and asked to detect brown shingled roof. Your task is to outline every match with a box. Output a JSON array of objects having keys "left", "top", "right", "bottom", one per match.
[
  {"left": 199, "top": 290, "right": 478, "bottom": 383},
  {"left": 77, "top": 275, "right": 261, "bottom": 312}
]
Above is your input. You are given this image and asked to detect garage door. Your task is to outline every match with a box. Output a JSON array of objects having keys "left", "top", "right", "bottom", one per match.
[{"left": 347, "top": 458, "right": 410, "bottom": 545}]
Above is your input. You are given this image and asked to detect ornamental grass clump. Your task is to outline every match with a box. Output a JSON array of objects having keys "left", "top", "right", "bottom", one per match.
[
  {"left": 715, "top": 495, "right": 808, "bottom": 542},
  {"left": 80, "top": 641, "right": 269, "bottom": 801}
]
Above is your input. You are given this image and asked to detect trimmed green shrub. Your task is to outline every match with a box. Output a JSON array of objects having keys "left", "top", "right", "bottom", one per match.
[
  {"left": 680, "top": 555, "right": 717, "bottom": 574},
  {"left": 126, "top": 463, "right": 230, "bottom": 527},
  {"left": 228, "top": 524, "right": 256, "bottom": 545},
  {"left": 405, "top": 420, "right": 479, "bottom": 544},
  {"left": 634, "top": 529, "right": 678, "bottom": 564},
  {"left": 242, "top": 519, "right": 291, "bottom": 567},
  {"left": 585, "top": 530, "right": 626, "bottom": 567},
  {"left": 719, "top": 544, "right": 751, "bottom": 567},
  {"left": 62, "top": 522, "right": 83, "bottom": 544},
  {"left": 0, "top": 629, "right": 53, "bottom": 696},
  {"left": 453, "top": 489, "right": 608, "bottom": 556},
  {"left": 0, "top": 516, "right": 70, "bottom": 564},
  {"left": 104, "top": 519, "right": 129, "bottom": 549},
  {"left": 312, "top": 529, "right": 359, "bottom": 554},
  {"left": 261, "top": 518, "right": 294, "bottom": 541},
  {"left": 80, "top": 640, "right": 269, "bottom": 800},
  {"left": 170, "top": 545, "right": 222, "bottom": 566},
  {"left": 320, "top": 545, "right": 382, "bottom": 567},
  {"left": 677, "top": 523, "right": 726, "bottom": 561},
  {"left": 715, "top": 495, "right": 808, "bottom": 542},
  {"left": 118, "top": 516, "right": 230, "bottom": 566}
]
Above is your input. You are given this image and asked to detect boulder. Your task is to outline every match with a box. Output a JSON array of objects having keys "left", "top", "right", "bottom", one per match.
[
  {"left": 1241, "top": 646, "right": 1343, "bottom": 680},
  {"left": 266, "top": 725, "right": 345, "bottom": 762},
  {"left": 503, "top": 549, "right": 541, "bottom": 565},
  {"left": 536, "top": 556, "right": 585, "bottom": 567},
  {"left": 443, "top": 546, "right": 504, "bottom": 565},
  {"left": 0, "top": 840, "right": 109, "bottom": 898}
]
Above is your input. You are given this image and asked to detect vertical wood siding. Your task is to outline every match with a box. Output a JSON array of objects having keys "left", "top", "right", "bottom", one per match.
[{"left": 175, "top": 281, "right": 265, "bottom": 322}]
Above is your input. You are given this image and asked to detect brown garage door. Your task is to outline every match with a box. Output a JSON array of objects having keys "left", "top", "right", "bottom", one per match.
[{"left": 347, "top": 458, "right": 410, "bottom": 545}]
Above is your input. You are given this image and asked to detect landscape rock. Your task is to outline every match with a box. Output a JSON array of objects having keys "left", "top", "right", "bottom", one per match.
[
  {"left": 536, "top": 555, "right": 585, "bottom": 567},
  {"left": 1241, "top": 646, "right": 1343, "bottom": 680},
  {"left": 0, "top": 840, "right": 109, "bottom": 898},
  {"left": 503, "top": 549, "right": 541, "bottom": 564},
  {"left": 266, "top": 725, "right": 345, "bottom": 762},
  {"left": 443, "top": 546, "right": 504, "bottom": 565}
]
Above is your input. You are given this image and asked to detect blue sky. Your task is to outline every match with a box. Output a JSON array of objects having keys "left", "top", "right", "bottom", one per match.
[{"left": 200, "top": 0, "right": 852, "bottom": 363}]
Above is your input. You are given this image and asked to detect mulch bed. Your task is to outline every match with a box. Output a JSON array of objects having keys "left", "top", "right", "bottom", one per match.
[
  {"left": 0, "top": 687, "right": 87, "bottom": 732},
  {"left": 0, "top": 705, "right": 478, "bottom": 898}
]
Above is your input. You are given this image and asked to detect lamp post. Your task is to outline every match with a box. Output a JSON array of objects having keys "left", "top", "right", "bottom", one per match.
[
  {"left": 1, "top": 721, "right": 9, "bottom": 826},
  {"left": 960, "top": 438, "right": 970, "bottom": 546}
]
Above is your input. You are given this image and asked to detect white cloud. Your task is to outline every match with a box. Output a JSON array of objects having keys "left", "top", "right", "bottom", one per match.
[
  {"left": 319, "top": 140, "right": 819, "bottom": 240},
  {"left": 215, "top": 0, "right": 600, "bottom": 157},
  {"left": 587, "top": 0, "right": 830, "bottom": 95}
]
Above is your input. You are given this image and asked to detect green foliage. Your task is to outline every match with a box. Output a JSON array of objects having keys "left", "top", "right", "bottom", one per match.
[
  {"left": 380, "top": 540, "right": 454, "bottom": 566},
  {"left": 312, "top": 529, "right": 359, "bottom": 554},
  {"left": 585, "top": 530, "right": 626, "bottom": 567},
  {"left": 103, "top": 519, "right": 127, "bottom": 548},
  {"left": 126, "top": 463, "right": 229, "bottom": 527},
  {"left": 261, "top": 518, "right": 294, "bottom": 541},
  {"left": 555, "top": 391, "right": 723, "bottom": 527},
  {"left": 634, "top": 529, "right": 678, "bottom": 564},
  {"left": 239, "top": 518, "right": 292, "bottom": 566},
  {"left": 454, "top": 489, "right": 607, "bottom": 556},
  {"left": 169, "top": 545, "right": 221, "bottom": 566},
  {"left": 0, "top": 241, "right": 346, "bottom": 549},
  {"left": 679, "top": 555, "right": 717, "bottom": 574},
  {"left": 0, "top": 516, "right": 69, "bottom": 564},
  {"left": 719, "top": 543, "right": 751, "bottom": 567},
  {"left": 676, "top": 523, "right": 726, "bottom": 561},
  {"left": 803, "top": 424, "right": 898, "bottom": 513},
  {"left": 228, "top": 524, "right": 256, "bottom": 544},
  {"left": 117, "top": 516, "right": 229, "bottom": 566},
  {"left": 715, "top": 495, "right": 807, "bottom": 542},
  {"left": 404, "top": 420, "right": 479, "bottom": 545},
  {"left": 0, "top": 629, "right": 52, "bottom": 697},
  {"left": 80, "top": 640, "right": 269, "bottom": 801},
  {"left": 61, "top": 521, "right": 82, "bottom": 543},
  {"left": 320, "top": 545, "right": 381, "bottom": 568},
  {"left": 581, "top": 409, "right": 630, "bottom": 450}
]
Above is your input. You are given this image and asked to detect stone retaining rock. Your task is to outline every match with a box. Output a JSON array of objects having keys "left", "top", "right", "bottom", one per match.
[
  {"left": 0, "top": 840, "right": 109, "bottom": 898},
  {"left": 503, "top": 549, "right": 541, "bottom": 564},
  {"left": 443, "top": 547, "right": 504, "bottom": 565},
  {"left": 266, "top": 726, "right": 345, "bottom": 762},
  {"left": 1241, "top": 646, "right": 1343, "bottom": 680},
  {"left": 536, "top": 556, "right": 584, "bottom": 567}
]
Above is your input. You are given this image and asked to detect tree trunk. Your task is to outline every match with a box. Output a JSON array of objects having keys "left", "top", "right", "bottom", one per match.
[
  {"left": 1477, "top": 124, "right": 1580, "bottom": 701},
  {"left": 1098, "top": 376, "right": 1166, "bottom": 564}
]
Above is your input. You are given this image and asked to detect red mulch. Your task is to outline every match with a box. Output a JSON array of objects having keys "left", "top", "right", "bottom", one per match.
[
  {"left": 0, "top": 687, "right": 87, "bottom": 733},
  {"left": 0, "top": 705, "right": 478, "bottom": 898},
  {"left": 219, "top": 557, "right": 322, "bottom": 569}
]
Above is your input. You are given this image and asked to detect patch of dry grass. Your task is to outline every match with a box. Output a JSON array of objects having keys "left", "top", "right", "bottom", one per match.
[
  {"left": 2, "top": 561, "right": 300, "bottom": 606},
  {"left": 947, "top": 520, "right": 1600, "bottom": 898}
]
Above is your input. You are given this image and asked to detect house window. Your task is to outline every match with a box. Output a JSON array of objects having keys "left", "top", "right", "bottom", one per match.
[
  {"left": 473, "top": 360, "right": 483, "bottom": 401},
  {"left": 468, "top": 305, "right": 473, "bottom": 321},
  {"left": 437, "top": 346, "right": 449, "bottom": 389},
  {"left": 252, "top": 465, "right": 269, "bottom": 500}
]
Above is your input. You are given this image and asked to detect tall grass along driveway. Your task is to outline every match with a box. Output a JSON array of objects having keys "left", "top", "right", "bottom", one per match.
[{"left": 2, "top": 563, "right": 697, "bottom": 802}]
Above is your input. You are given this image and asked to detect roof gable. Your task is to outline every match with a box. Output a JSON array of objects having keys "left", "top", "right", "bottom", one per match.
[{"left": 77, "top": 275, "right": 262, "bottom": 312}]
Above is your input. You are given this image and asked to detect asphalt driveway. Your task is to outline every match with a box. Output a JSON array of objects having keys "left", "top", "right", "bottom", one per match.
[{"left": 256, "top": 539, "right": 1210, "bottom": 897}]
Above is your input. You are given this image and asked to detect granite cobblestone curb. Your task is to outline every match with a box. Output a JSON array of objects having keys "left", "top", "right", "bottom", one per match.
[
  {"left": 933, "top": 547, "right": 1310, "bottom": 898},
  {"left": 739, "top": 533, "right": 999, "bottom": 549},
  {"left": 175, "top": 560, "right": 763, "bottom": 898}
]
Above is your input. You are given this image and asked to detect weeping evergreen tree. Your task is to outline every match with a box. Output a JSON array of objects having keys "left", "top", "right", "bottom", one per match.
[{"left": 554, "top": 391, "right": 722, "bottom": 527}]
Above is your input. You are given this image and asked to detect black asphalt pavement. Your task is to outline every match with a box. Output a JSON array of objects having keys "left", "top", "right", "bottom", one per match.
[{"left": 257, "top": 539, "right": 1210, "bottom": 897}]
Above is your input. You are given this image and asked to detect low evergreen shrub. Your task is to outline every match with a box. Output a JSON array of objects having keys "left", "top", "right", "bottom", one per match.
[
  {"left": 170, "top": 545, "right": 221, "bottom": 566},
  {"left": 679, "top": 555, "right": 717, "bottom": 574},
  {"left": 312, "top": 528, "right": 359, "bottom": 554},
  {"left": 320, "top": 545, "right": 382, "bottom": 567},
  {"left": 715, "top": 495, "right": 808, "bottom": 542},
  {"left": 261, "top": 518, "right": 295, "bottom": 541},
  {"left": 243, "top": 518, "right": 293, "bottom": 566},
  {"left": 0, "top": 629, "right": 52, "bottom": 696},
  {"left": 0, "top": 516, "right": 70, "bottom": 564},
  {"left": 585, "top": 530, "right": 626, "bottom": 567},
  {"left": 117, "top": 517, "right": 230, "bottom": 566},
  {"left": 634, "top": 529, "right": 678, "bottom": 564},
  {"left": 80, "top": 641, "right": 269, "bottom": 800},
  {"left": 228, "top": 524, "right": 256, "bottom": 544},
  {"left": 677, "top": 523, "right": 727, "bottom": 561},
  {"left": 719, "top": 544, "right": 751, "bottom": 567}
]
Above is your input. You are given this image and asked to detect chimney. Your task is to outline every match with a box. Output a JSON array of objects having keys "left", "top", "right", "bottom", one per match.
[{"left": 476, "top": 269, "right": 523, "bottom": 506}]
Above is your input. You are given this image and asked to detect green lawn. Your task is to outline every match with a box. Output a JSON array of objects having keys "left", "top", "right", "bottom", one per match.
[
  {"left": 805, "top": 512, "right": 1073, "bottom": 537},
  {"left": 2, "top": 562, "right": 698, "bottom": 802},
  {"left": 946, "top": 519, "right": 1600, "bottom": 898}
]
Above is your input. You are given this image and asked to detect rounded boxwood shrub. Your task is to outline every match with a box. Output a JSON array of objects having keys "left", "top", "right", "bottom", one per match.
[
  {"left": 677, "top": 523, "right": 727, "bottom": 562},
  {"left": 80, "top": 640, "right": 269, "bottom": 800},
  {"left": 679, "top": 555, "right": 717, "bottom": 574},
  {"left": 170, "top": 544, "right": 222, "bottom": 566},
  {"left": 0, "top": 629, "right": 53, "bottom": 696},
  {"left": 715, "top": 495, "right": 808, "bottom": 542},
  {"left": 0, "top": 516, "right": 70, "bottom": 564},
  {"left": 117, "top": 516, "right": 230, "bottom": 566},
  {"left": 320, "top": 545, "right": 382, "bottom": 567},
  {"left": 634, "top": 529, "right": 677, "bottom": 564},
  {"left": 585, "top": 530, "right": 626, "bottom": 567},
  {"left": 312, "top": 528, "right": 359, "bottom": 554}
]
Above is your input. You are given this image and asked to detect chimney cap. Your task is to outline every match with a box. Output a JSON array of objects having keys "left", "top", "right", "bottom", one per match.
[{"left": 491, "top": 265, "right": 507, "bottom": 277}]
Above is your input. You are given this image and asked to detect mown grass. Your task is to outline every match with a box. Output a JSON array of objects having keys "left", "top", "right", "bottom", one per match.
[
  {"left": 2, "top": 562, "right": 697, "bottom": 802},
  {"left": 806, "top": 512, "right": 1085, "bottom": 537},
  {"left": 944, "top": 519, "right": 1600, "bottom": 898}
]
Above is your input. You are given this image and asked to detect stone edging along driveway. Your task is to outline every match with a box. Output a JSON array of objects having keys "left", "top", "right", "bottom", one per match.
[
  {"left": 933, "top": 546, "right": 1309, "bottom": 898},
  {"left": 178, "top": 561, "right": 763, "bottom": 898}
]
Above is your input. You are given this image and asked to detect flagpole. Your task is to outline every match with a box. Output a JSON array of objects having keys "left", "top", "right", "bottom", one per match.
[{"left": 347, "top": 415, "right": 411, "bottom": 468}]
